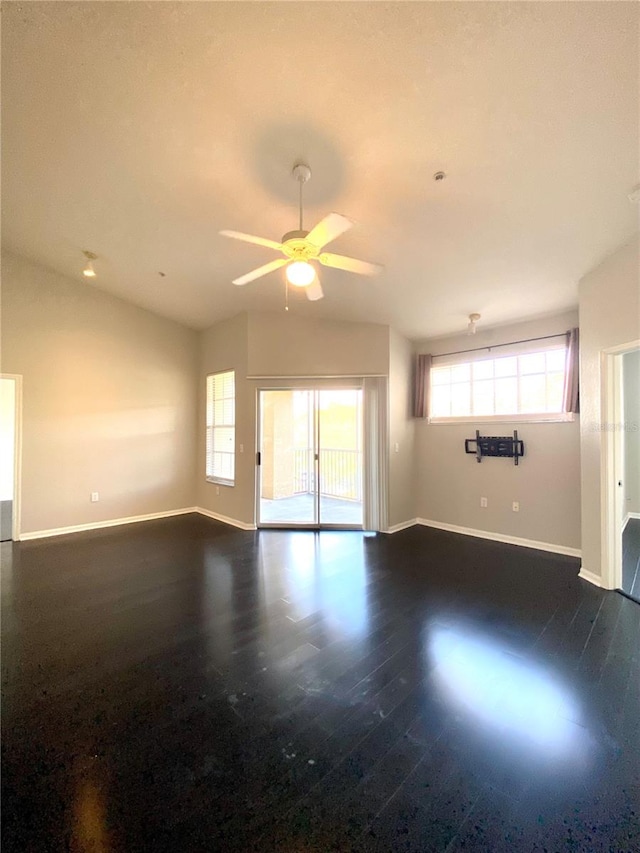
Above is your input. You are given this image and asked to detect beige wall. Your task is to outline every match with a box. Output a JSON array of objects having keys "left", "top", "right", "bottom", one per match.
[
  {"left": 579, "top": 236, "right": 640, "bottom": 582},
  {"left": 414, "top": 310, "right": 582, "bottom": 549},
  {"left": 197, "top": 312, "right": 255, "bottom": 525},
  {"left": 388, "top": 328, "right": 415, "bottom": 527},
  {"left": 1, "top": 252, "right": 198, "bottom": 534},
  {"left": 623, "top": 349, "right": 640, "bottom": 516},
  {"left": 247, "top": 312, "right": 389, "bottom": 377}
]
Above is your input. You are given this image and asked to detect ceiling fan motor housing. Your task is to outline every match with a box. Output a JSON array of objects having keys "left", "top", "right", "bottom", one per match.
[{"left": 281, "top": 229, "right": 322, "bottom": 261}]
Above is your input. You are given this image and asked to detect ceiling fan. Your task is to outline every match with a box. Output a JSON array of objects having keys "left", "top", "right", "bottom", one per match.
[{"left": 220, "top": 163, "right": 382, "bottom": 302}]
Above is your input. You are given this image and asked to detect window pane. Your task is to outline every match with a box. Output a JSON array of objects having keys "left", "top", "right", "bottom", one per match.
[
  {"left": 451, "top": 383, "right": 471, "bottom": 416},
  {"left": 451, "top": 364, "right": 471, "bottom": 383},
  {"left": 495, "top": 378, "right": 518, "bottom": 414},
  {"left": 213, "top": 426, "right": 235, "bottom": 451},
  {"left": 429, "top": 345, "right": 568, "bottom": 421},
  {"left": 520, "top": 374, "right": 546, "bottom": 413},
  {"left": 214, "top": 398, "right": 233, "bottom": 424},
  {"left": 213, "top": 452, "right": 234, "bottom": 480},
  {"left": 547, "top": 349, "right": 567, "bottom": 372},
  {"left": 431, "top": 385, "right": 451, "bottom": 417},
  {"left": 519, "top": 352, "right": 546, "bottom": 375},
  {"left": 547, "top": 372, "right": 564, "bottom": 412},
  {"left": 473, "top": 360, "right": 493, "bottom": 380},
  {"left": 473, "top": 380, "right": 494, "bottom": 415},
  {"left": 207, "top": 370, "right": 236, "bottom": 482},
  {"left": 494, "top": 356, "right": 517, "bottom": 377},
  {"left": 431, "top": 367, "right": 450, "bottom": 386}
]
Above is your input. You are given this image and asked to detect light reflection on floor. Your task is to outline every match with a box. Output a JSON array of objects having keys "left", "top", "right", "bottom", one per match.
[
  {"left": 428, "top": 625, "right": 592, "bottom": 767},
  {"left": 259, "top": 531, "right": 369, "bottom": 638}
]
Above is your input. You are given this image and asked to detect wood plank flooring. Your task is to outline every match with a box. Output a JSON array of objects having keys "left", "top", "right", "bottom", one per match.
[{"left": 2, "top": 514, "right": 639, "bottom": 852}]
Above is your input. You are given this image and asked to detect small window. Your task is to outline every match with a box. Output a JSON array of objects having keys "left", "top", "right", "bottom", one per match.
[
  {"left": 430, "top": 345, "right": 569, "bottom": 422},
  {"left": 206, "top": 370, "right": 235, "bottom": 485}
]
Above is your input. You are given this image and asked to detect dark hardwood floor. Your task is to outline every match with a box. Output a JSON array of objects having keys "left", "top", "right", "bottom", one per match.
[
  {"left": 2, "top": 514, "right": 639, "bottom": 852},
  {"left": 622, "top": 518, "right": 640, "bottom": 603}
]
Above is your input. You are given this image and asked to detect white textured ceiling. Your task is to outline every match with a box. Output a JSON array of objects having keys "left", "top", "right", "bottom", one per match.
[{"left": 2, "top": 1, "right": 638, "bottom": 339}]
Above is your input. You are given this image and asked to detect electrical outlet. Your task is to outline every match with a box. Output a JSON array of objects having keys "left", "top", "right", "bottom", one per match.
[
  {"left": 480, "top": 497, "right": 488, "bottom": 508},
  {"left": 512, "top": 501, "right": 520, "bottom": 512},
  {"left": 91, "top": 492, "right": 99, "bottom": 502},
  {"left": 394, "top": 442, "right": 400, "bottom": 453},
  {"left": 239, "top": 444, "right": 244, "bottom": 453},
  {"left": 216, "top": 486, "right": 220, "bottom": 496}
]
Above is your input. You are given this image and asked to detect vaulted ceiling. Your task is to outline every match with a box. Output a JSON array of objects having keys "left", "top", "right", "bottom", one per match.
[{"left": 2, "top": 2, "right": 638, "bottom": 339}]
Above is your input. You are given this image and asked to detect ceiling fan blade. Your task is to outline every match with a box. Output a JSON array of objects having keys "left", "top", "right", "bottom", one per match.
[
  {"left": 306, "top": 213, "right": 355, "bottom": 250},
  {"left": 305, "top": 280, "right": 324, "bottom": 301},
  {"left": 233, "top": 258, "right": 288, "bottom": 286},
  {"left": 220, "top": 230, "right": 283, "bottom": 251},
  {"left": 318, "top": 252, "right": 382, "bottom": 276}
]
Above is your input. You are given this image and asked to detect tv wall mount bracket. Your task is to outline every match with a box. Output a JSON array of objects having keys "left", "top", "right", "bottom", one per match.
[{"left": 464, "top": 430, "right": 524, "bottom": 466}]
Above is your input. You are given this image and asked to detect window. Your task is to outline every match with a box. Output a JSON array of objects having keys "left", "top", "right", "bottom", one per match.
[
  {"left": 206, "top": 370, "right": 235, "bottom": 484},
  {"left": 430, "top": 344, "right": 569, "bottom": 422}
]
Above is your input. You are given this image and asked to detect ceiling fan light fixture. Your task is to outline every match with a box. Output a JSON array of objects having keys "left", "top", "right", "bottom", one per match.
[
  {"left": 220, "top": 161, "right": 381, "bottom": 300},
  {"left": 286, "top": 260, "right": 315, "bottom": 287}
]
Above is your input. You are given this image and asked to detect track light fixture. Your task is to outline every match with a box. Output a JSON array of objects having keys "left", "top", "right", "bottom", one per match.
[
  {"left": 467, "top": 313, "right": 481, "bottom": 335},
  {"left": 82, "top": 250, "right": 98, "bottom": 278}
]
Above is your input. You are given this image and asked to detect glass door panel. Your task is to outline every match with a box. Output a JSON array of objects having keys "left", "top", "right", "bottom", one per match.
[
  {"left": 259, "top": 390, "right": 317, "bottom": 525},
  {"left": 318, "top": 389, "right": 363, "bottom": 526}
]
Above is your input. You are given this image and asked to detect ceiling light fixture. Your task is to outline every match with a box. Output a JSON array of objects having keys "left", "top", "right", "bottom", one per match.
[
  {"left": 467, "top": 313, "right": 481, "bottom": 335},
  {"left": 286, "top": 260, "right": 315, "bottom": 287},
  {"left": 82, "top": 250, "right": 98, "bottom": 278}
]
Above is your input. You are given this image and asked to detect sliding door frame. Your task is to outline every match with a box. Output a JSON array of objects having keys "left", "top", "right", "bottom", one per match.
[{"left": 255, "top": 384, "right": 364, "bottom": 531}]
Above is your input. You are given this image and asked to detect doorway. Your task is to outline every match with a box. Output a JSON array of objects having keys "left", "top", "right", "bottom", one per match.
[
  {"left": 257, "top": 388, "right": 363, "bottom": 528},
  {"left": 621, "top": 348, "right": 640, "bottom": 601},
  {"left": 602, "top": 343, "right": 640, "bottom": 599},
  {"left": 0, "top": 375, "right": 20, "bottom": 542}
]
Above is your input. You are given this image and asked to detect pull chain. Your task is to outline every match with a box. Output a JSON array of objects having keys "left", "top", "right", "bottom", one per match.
[{"left": 285, "top": 277, "right": 289, "bottom": 312}]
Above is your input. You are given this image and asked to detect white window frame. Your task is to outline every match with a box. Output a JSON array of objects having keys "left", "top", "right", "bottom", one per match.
[
  {"left": 428, "top": 342, "right": 575, "bottom": 425},
  {"left": 206, "top": 370, "right": 235, "bottom": 486}
]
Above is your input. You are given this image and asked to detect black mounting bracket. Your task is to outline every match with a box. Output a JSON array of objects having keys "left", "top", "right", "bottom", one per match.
[{"left": 464, "top": 430, "right": 524, "bottom": 466}]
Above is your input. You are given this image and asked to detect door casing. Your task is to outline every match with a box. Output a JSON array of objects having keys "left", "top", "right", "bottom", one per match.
[{"left": 600, "top": 340, "right": 640, "bottom": 590}]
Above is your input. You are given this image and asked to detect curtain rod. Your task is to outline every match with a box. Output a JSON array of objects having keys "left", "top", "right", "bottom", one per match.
[{"left": 432, "top": 331, "right": 568, "bottom": 360}]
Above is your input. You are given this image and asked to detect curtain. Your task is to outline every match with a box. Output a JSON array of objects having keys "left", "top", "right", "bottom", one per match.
[
  {"left": 562, "top": 328, "right": 580, "bottom": 413},
  {"left": 363, "top": 377, "right": 389, "bottom": 532},
  {"left": 413, "top": 353, "right": 432, "bottom": 419}
]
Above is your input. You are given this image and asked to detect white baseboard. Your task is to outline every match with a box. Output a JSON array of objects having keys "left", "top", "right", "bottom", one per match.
[
  {"left": 385, "top": 519, "right": 418, "bottom": 534},
  {"left": 578, "top": 567, "right": 602, "bottom": 588},
  {"left": 623, "top": 511, "right": 640, "bottom": 530},
  {"left": 195, "top": 507, "right": 256, "bottom": 531},
  {"left": 19, "top": 507, "right": 197, "bottom": 541},
  {"left": 415, "top": 518, "right": 581, "bottom": 559}
]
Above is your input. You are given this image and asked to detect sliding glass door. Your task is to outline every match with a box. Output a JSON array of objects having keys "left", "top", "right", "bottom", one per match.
[{"left": 258, "top": 388, "right": 363, "bottom": 528}]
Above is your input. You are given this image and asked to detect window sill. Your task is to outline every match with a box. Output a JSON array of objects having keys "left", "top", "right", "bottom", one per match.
[
  {"left": 428, "top": 413, "right": 575, "bottom": 425},
  {"left": 206, "top": 477, "right": 235, "bottom": 487}
]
